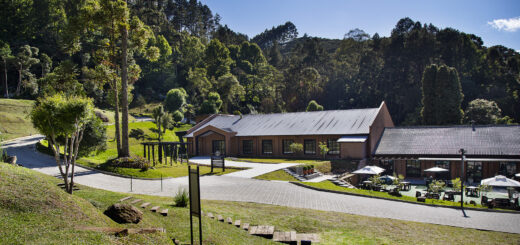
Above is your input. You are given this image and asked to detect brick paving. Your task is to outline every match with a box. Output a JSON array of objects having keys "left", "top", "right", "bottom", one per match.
[{"left": 3, "top": 135, "right": 520, "bottom": 234}]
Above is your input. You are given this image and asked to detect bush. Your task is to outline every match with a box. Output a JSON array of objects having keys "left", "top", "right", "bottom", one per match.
[
  {"left": 129, "top": 128, "right": 145, "bottom": 140},
  {"left": 110, "top": 156, "right": 150, "bottom": 169},
  {"left": 95, "top": 111, "right": 109, "bottom": 122},
  {"left": 174, "top": 187, "right": 189, "bottom": 207}
]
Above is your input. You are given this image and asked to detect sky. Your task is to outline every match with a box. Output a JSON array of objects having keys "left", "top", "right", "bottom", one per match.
[{"left": 200, "top": 0, "right": 520, "bottom": 51}]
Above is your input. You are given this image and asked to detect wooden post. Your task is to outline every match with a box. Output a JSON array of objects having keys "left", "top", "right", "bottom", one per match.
[
  {"left": 147, "top": 145, "right": 151, "bottom": 162},
  {"left": 158, "top": 143, "right": 162, "bottom": 164},
  {"left": 143, "top": 144, "right": 146, "bottom": 158},
  {"left": 152, "top": 145, "right": 155, "bottom": 166}
]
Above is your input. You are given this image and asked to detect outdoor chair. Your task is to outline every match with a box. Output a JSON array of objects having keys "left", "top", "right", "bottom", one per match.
[{"left": 415, "top": 191, "right": 422, "bottom": 198}]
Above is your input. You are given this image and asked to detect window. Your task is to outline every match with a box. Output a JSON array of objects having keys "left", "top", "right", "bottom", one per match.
[
  {"left": 304, "top": 140, "right": 316, "bottom": 155},
  {"left": 406, "top": 160, "right": 421, "bottom": 178},
  {"left": 380, "top": 159, "right": 394, "bottom": 176},
  {"left": 242, "top": 140, "right": 253, "bottom": 154},
  {"left": 212, "top": 140, "right": 225, "bottom": 155},
  {"left": 262, "top": 140, "right": 273, "bottom": 154},
  {"left": 466, "top": 162, "right": 483, "bottom": 183},
  {"left": 499, "top": 162, "right": 516, "bottom": 178},
  {"left": 282, "top": 139, "right": 294, "bottom": 154},
  {"left": 327, "top": 139, "right": 340, "bottom": 155},
  {"left": 435, "top": 160, "right": 450, "bottom": 179}
]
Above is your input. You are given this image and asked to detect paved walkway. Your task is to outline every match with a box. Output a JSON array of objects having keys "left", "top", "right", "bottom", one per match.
[
  {"left": 3, "top": 135, "right": 520, "bottom": 234},
  {"left": 189, "top": 156, "right": 298, "bottom": 178}
]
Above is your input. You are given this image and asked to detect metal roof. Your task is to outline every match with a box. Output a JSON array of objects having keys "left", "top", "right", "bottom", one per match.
[
  {"left": 374, "top": 125, "right": 520, "bottom": 157},
  {"left": 185, "top": 108, "right": 380, "bottom": 137}
]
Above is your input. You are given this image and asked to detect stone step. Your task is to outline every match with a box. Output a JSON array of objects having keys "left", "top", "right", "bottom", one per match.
[
  {"left": 217, "top": 215, "right": 224, "bottom": 222},
  {"left": 226, "top": 217, "right": 233, "bottom": 224},
  {"left": 150, "top": 206, "right": 160, "bottom": 212},
  {"left": 130, "top": 199, "right": 142, "bottom": 204},
  {"left": 207, "top": 212, "right": 214, "bottom": 219},
  {"left": 242, "top": 223, "right": 249, "bottom": 231},
  {"left": 119, "top": 196, "right": 132, "bottom": 202},
  {"left": 249, "top": 225, "right": 275, "bottom": 238},
  {"left": 234, "top": 220, "right": 241, "bottom": 228},
  {"left": 160, "top": 209, "right": 168, "bottom": 216},
  {"left": 140, "top": 202, "right": 151, "bottom": 208},
  {"left": 297, "top": 233, "right": 320, "bottom": 244},
  {"left": 273, "top": 231, "right": 297, "bottom": 244}
]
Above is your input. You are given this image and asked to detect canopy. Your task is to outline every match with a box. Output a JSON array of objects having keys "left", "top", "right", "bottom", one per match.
[
  {"left": 481, "top": 175, "right": 520, "bottom": 187},
  {"left": 424, "top": 167, "right": 449, "bottom": 172},
  {"left": 516, "top": 173, "right": 520, "bottom": 177},
  {"left": 353, "top": 165, "right": 385, "bottom": 175}
]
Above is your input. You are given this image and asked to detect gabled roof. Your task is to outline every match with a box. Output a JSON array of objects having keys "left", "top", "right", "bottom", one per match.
[
  {"left": 374, "top": 125, "right": 520, "bottom": 157},
  {"left": 185, "top": 104, "right": 384, "bottom": 137}
]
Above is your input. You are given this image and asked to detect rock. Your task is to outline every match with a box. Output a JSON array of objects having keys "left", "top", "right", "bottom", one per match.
[
  {"left": 104, "top": 203, "right": 143, "bottom": 224},
  {"left": 6, "top": 156, "right": 17, "bottom": 164},
  {"left": 95, "top": 111, "right": 109, "bottom": 122}
]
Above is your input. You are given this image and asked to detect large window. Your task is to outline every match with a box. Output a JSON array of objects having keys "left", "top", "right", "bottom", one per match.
[
  {"left": 406, "top": 160, "right": 421, "bottom": 178},
  {"left": 212, "top": 140, "right": 225, "bottom": 155},
  {"left": 282, "top": 139, "right": 294, "bottom": 154},
  {"left": 242, "top": 140, "right": 253, "bottom": 154},
  {"left": 499, "top": 162, "right": 517, "bottom": 178},
  {"left": 327, "top": 139, "right": 340, "bottom": 155},
  {"left": 380, "top": 159, "right": 394, "bottom": 176},
  {"left": 466, "top": 162, "right": 483, "bottom": 183},
  {"left": 262, "top": 140, "right": 273, "bottom": 154},
  {"left": 435, "top": 160, "right": 451, "bottom": 179},
  {"left": 304, "top": 139, "right": 316, "bottom": 155}
]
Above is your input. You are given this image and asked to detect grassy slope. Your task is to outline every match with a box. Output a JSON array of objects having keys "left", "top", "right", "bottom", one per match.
[
  {"left": 2, "top": 163, "right": 519, "bottom": 244},
  {"left": 255, "top": 169, "right": 298, "bottom": 181},
  {"left": 0, "top": 99, "right": 38, "bottom": 140}
]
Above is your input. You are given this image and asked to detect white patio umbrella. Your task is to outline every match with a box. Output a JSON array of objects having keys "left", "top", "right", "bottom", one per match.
[
  {"left": 516, "top": 173, "right": 520, "bottom": 177},
  {"left": 352, "top": 165, "right": 385, "bottom": 175},
  {"left": 424, "top": 167, "right": 448, "bottom": 172},
  {"left": 481, "top": 175, "right": 520, "bottom": 187}
]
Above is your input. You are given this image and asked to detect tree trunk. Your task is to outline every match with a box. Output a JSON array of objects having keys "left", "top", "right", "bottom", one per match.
[
  {"left": 120, "top": 16, "right": 130, "bottom": 158},
  {"left": 3, "top": 59, "right": 7, "bottom": 98},
  {"left": 15, "top": 65, "right": 22, "bottom": 96},
  {"left": 114, "top": 84, "right": 122, "bottom": 156}
]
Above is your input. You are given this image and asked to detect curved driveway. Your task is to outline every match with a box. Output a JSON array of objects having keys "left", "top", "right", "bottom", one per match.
[{"left": 3, "top": 135, "right": 520, "bottom": 234}]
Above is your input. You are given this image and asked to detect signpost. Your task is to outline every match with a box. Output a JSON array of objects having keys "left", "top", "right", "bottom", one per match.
[
  {"left": 188, "top": 165, "right": 202, "bottom": 244},
  {"left": 210, "top": 151, "right": 225, "bottom": 173}
]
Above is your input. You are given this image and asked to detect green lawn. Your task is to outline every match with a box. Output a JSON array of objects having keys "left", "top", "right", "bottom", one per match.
[
  {"left": 229, "top": 157, "right": 332, "bottom": 173},
  {"left": 255, "top": 169, "right": 298, "bottom": 181},
  {"left": 2, "top": 163, "right": 519, "bottom": 245},
  {"left": 129, "top": 102, "right": 162, "bottom": 118},
  {"left": 300, "top": 181, "right": 487, "bottom": 209},
  {"left": 0, "top": 99, "right": 38, "bottom": 140}
]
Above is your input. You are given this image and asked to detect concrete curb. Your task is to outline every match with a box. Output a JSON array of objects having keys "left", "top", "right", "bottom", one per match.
[{"left": 290, "top": 181, "right": 520, "bottom": 214}]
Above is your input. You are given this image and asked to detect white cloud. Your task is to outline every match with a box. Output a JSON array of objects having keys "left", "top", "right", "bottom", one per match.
[{"left": 488, "top": 17, "right": 520, "bottom": 32}]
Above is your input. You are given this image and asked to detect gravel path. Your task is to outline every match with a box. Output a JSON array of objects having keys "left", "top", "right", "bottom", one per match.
[{"left": 3, "top": 135, "right": 520, "bottom": 234}]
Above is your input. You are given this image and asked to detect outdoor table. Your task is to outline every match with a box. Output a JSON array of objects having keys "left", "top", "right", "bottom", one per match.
[{"left": 401, "top": 181, "right": 411, "bottom": 191}]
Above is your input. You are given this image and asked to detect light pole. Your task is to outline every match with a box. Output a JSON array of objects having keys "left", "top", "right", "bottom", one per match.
[{"left": 459, "top": 148, "right": 466, "bottom": 210}]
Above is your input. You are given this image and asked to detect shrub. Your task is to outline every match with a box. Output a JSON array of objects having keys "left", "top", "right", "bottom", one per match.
[
  {"left": 110, "top": 156, "right": 150, "bottom": 169},
  {"left": 174, "top": 187, "right": 189, "bottom": 207},
  {"left": 129, "top": 128, "right": 145, "bottom": 140},
  {"left": 95, "top": 111, "right": 109, "bottom": 122},
  {"left": 289, "top": 143, "right": 303, "bottom": 153}
]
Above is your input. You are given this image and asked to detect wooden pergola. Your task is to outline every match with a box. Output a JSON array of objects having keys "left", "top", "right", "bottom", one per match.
[{"left": 140, "top": 141, "right": 191, "bottom": 166}]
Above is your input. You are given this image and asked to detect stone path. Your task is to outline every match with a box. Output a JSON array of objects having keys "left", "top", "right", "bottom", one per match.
[
  {"left": 3, "top": 135, "right": 520, "bottom": 234},
  {"left": 189, "top": 156, "right": 298, "bottom": 178}
]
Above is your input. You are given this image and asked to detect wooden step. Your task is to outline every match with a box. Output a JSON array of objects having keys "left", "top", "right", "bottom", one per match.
[
  {"left": 160, "top": 209, "right": 168, "bottom": 216},
  {"left": 150, "top": 206, "right": 160, "bottom": 212},
  {"left": 217, "top": 215, "right": 224, "bottom": 222},
  {"left": 242, "top": 223, "right": 249, "bottom": 231},
  {"left": 130, "top": 199, "right": 142, "bottom": 204},
  {"left": 234, "top": 220, "right": 241, "bottom": 228},
  {"left": 249, "top": 225, "right": 275, "bottom": 238},
  {"left": 226, "top": 217, "right": 233, "bottom": 224},
  {"left": 207, "top": 212, "right": 214, "bottom": 219},
  {"left": 273, "top": 231, "right": 297, "bottom": 244},
  {"left": 140, "top": 202, "right": 151, "bottom": 208},
  {"left": 119, "top": 196, "right": 132, "bottom": 202}
]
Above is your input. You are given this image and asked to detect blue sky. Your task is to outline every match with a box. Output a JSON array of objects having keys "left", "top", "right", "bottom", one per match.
[{"left": 200, "top": 0, "right": 520, "bottom": 51}]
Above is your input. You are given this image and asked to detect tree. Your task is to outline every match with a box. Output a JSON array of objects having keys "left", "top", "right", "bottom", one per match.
[
  {"left": 199, "top": 92, "right": 222, "bottom": 114},
  {"left": 172, "top": 110, "right": 184, "bottom": 125},
  {"left": 306, "top": 100, "right": 323, "bottom": 111},
  {"left": 13, "top": 45, "right": 39, "bottom": 96},
  {"left": 318, "top": 141, "right": 329, "bottom": 159},
  {"left": 204, "top": 39, "right": 232, "bottom": 79},
  {"left": 0, "top": 41, "right": 12, "bottom": 98},
  {"left": 30, "top": 94, "right": 94, "bottom": 194},
  {"left": 289, "top": 143, "right": 303, "bottom": 154},
  {"left": 164, "top": 88, "right": 187, "bottom": 113},
  {"left": 38, "top": 60, "right": 82, "bottom": 96},
  {"left": 464, "top": 99, "right": 502, "bottom": 124},
  {"left": 421, "top": 64, "right": 464, "bottom": 125},
  {"left": 40, "top": 53, "right": 52, "bottom": 77},
  {"left": 152, "top": 105, "right": 165, "bottom": 141}
]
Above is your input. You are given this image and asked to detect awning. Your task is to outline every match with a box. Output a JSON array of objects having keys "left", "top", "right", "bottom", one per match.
[{"left": 337, "top": 136, "right": 367, "bottom": 143}]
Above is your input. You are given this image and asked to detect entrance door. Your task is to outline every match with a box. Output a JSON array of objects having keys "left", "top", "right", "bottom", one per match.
[{"left": 212, "top": 140, "right": 225, "bottom": 155}]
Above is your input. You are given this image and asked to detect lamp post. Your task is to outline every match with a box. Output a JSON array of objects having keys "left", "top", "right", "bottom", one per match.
[{"left": 459, "top": 148, "right": 466, "bottom": 210}]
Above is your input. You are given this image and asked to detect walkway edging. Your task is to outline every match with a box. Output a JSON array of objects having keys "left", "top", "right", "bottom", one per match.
[{"left": 290, "top": 182, "right": 520, "bottom": 214}]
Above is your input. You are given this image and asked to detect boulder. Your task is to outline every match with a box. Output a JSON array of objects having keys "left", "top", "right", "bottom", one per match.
[
  {"left": 95, "top": 111, "right": 109, "bottom": 123},
  {"left": 104, "top": 203, "right": 143, "bottom": 224}
]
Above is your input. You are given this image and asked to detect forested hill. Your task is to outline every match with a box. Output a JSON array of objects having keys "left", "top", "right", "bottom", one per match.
[{"left": 0, "top": 0, "right": 518, "bottom": 126}]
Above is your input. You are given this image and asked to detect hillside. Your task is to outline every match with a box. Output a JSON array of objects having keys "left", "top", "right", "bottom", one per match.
[{"left": 0, "top": 99, "right": 38, "bottom": 140}]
